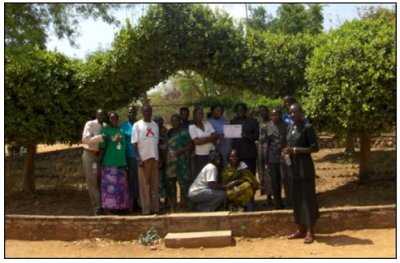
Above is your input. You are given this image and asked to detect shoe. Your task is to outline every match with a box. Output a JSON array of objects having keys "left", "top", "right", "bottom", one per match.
[
  {"left": 304, "top": 234, "right": 314, "bottom": 244},
  {"left": 288, "top": 231, "right": 306, "bottom": 239}
]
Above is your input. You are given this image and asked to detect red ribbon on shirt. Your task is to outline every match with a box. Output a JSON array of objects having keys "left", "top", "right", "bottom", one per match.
[{"left": 146, "top": 128, "right": 155, "bottom": 137}]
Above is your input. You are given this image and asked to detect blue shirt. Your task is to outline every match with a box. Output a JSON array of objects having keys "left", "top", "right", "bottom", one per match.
[
  {"left": 283, "top": 113, "right": 310, "bottom": 126},
  {"left": 282, "top": 113, "right": 293, "bottom": 126},
  {"left": 120, "top": 121, "right": 138, "bottom": 158}
]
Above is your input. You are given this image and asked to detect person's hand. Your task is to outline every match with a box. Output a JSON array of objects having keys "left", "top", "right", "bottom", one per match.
[
  {"left": 225, "top": 180, "right": 239, "bottom": 189},
  {"left": 138, "top": 159, "right": 144, "bottom": 167},
  {"left": 114, "top": 134, "right": 122, "bottom": 142},
  {"left": 282, "top": 147, "right": 291, "bottom": 155},
  {"left": 210, "top": 133, "right": 219, "bottom": 142}
]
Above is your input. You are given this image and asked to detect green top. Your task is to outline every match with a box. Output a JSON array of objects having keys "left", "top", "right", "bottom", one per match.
[{"left": 100, "top": 126, "right": 127, "bottom": 167}]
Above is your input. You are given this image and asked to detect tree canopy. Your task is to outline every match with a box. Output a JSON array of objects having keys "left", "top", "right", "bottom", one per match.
[
  {"left": 303, "top": 14, "right": 395, "bottom": 181},
  {"left": 248, "top": 4, "right": 323, "bottom": 35}
]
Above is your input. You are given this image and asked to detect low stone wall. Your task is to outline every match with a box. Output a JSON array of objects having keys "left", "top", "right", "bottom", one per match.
[
  {"left": 5, "top": 204, "right": 395, "bottom": 241},
  {"left": 5, "top": 147, "right": 85, "bottom": 193}
]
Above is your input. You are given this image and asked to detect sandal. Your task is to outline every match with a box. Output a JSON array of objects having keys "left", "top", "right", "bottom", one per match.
[
  {"left": 304, "top": 234, "right": 314, "bottom": 244},
  {"left": 288, "top": 231, "right": 306, "bottom": 239}
]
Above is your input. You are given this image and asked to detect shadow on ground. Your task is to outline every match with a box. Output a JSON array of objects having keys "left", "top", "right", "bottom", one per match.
[{"left": 316, "top": 234, "right": 374, "bottom": 246}]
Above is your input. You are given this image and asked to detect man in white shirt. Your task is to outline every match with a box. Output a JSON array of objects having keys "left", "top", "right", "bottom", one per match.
[
  {"left": 81, "top": 109, "right": 106, "bottom": 215},
  {"left": 132, "top": 104, "right": 160, "bottom": 215},
  {"left": 188, "top": 151, "right": 226, "bottom": 212}
]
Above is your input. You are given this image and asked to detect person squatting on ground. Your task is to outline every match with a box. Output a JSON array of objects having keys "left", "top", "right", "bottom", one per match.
[
  {"left": 188, "top": 150, "right": 226, "bottom": 212},
  {"left": 222, "top": 149, "right": 260, "bottom": 211}
]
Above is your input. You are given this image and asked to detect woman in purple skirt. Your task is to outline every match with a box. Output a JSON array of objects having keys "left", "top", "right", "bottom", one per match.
[{"left": 99, "top": 112, "right": 130, "bottom": 214}]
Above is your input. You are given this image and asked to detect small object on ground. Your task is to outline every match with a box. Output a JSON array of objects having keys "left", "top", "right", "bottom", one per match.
[
  {"left": 165, "top": 230, "right": 233, "bottom": 248},
  {"left": 138, "top": 227, "right": 161, "bottom": 246}
]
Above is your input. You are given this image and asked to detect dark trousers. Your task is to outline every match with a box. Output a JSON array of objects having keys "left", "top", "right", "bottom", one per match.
[
  {"left": 127, "top": 157, "right": 139, "bottom": 209},
  {"left": 268, "top": 163, "right": 283, "bottom": 208}
]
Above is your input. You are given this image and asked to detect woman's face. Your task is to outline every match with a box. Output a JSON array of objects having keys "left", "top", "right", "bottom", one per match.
[
  {"left": 109, "top": 113, "right": 119, "bottom": 127},
  {"left": 228, "top": 150, "right": 239, "bottom": 167},
  {"left": 171, "top": 116, "right": 181, "bottom": 129}
]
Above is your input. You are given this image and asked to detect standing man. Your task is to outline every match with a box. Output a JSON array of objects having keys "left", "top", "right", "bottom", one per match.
[
  {"left": 132, "top": 104, "right": 160, "bottom": 215},
  {"left": 231, "top": 103, "right": 259, "bottom": 211},
  {"left": 121, "top": 105, "right": 140, "bottom": 212},
  {"left": 265, "top": 108, "right": 288, "bottom": 209},
  {"left": 231, "top": 103, "right": 260, "bottom": 175},
  {"left": 81, "top": 109, "right": 106, "bottom": 215}
]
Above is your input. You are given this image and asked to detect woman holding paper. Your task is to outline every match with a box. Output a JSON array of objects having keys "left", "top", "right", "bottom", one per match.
[{"left": 189, "top": 106, "right": 219, "bottom": 183}]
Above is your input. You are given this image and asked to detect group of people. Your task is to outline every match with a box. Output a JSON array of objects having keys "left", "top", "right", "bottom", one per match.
[{"left": 81, "top": 95, "right": 320, "bottom": 243}]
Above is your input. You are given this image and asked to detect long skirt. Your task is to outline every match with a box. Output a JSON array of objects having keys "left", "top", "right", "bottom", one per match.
[
  {"left": 101, "top": 166, "right": 130, "bottom": 210},
  {"left": 291, "top": 156, "right": 319, "bottom": 227}
]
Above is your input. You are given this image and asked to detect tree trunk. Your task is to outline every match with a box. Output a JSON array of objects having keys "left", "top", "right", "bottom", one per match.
[
  {"left": 359, "top": 133, "right": 371, "bottom": 184},
  {"left": 23, "top": 144, "right": 37, "bottom": 193},
  {"left": 344, "top": 132, "right": 355, "bottom": 155}
]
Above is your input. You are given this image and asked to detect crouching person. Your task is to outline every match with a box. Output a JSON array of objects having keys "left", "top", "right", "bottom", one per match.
[{"left": 188, "top": 151, "right": 226, "bottom": 212}]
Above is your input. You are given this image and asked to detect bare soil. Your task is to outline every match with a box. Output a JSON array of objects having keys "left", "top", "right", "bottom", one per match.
[{"left": 6, "top": 228, "right": 395, "bottom": 258}]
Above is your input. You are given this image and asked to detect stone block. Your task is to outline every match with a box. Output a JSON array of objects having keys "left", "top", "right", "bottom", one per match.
[{"left": 165, "top": 230, "right": 233, "bottom": 248}]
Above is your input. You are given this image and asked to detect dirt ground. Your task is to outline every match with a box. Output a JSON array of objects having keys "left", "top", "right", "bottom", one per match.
[
  {"left": 5, "top": 146, "right": 395, "bottom": 215},
  {"left": 6, "top": 228, "right": 395, "bottom": 258}
]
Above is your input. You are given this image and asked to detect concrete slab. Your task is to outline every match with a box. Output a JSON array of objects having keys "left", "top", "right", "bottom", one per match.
[{"left": 164, "top": 230, "right": 233, "bottom": 248}]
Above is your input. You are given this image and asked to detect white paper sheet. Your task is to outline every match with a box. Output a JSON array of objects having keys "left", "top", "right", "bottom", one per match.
[{"left": 223, "top": 124, "right": 242, "bottom": 138}]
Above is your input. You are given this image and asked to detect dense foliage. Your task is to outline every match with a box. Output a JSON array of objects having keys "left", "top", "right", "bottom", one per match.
[
  {"left": 304, "top": 16, "right": 395, "bottom": 136},
  {"left": 5, "top": 50, "right": 86, "bottom": 145},
  {"left": 5, "top": 4, "right": 396, "bottom": 186},
  {"left": 303, "top": 14, "right": 395, "bottom": 181}
]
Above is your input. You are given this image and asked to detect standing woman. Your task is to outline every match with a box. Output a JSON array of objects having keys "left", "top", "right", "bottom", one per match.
[
  {"left": 283, "top": 103, "right": 319, "bottom": 244},
  {"left": 166, "top": 114, "right": 192, "bottom": 210},
  {"left": 99, "top": 112, "right": 130, "bottom": 214},
  {"left": 189, "top": 107, "right": 219, "bottom": 182}
]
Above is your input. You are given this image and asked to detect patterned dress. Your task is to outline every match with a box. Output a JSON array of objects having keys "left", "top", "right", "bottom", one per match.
[
  {"left": 100, "top": 126, "right": 130, "bottom": 210},
  {"left": 166, "top": 128, "right": 191, "bottom": 204},
  {"left": 222, "top": 162, "right": 260, "bottom": 207}
]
